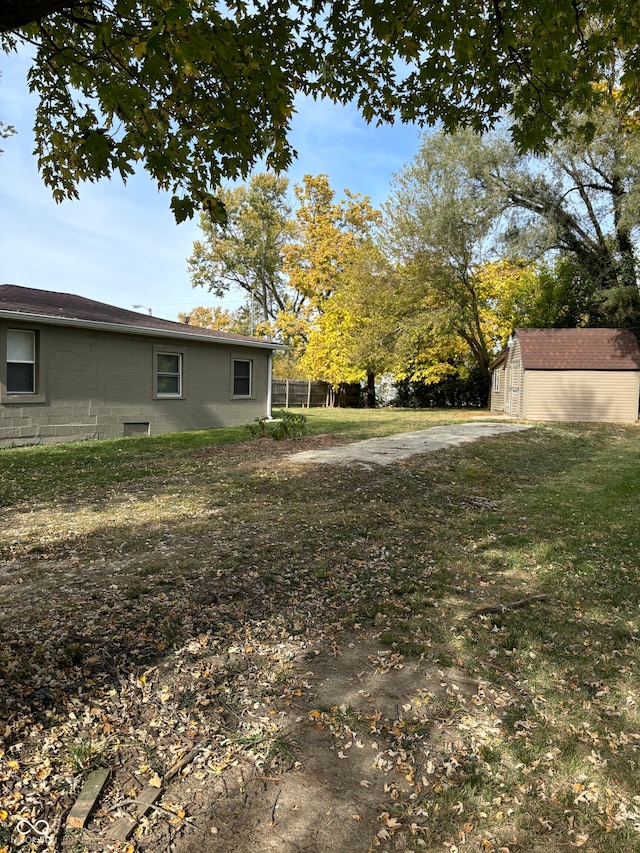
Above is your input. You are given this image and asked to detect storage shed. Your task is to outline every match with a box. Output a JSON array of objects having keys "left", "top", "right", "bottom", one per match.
[{"left": 490, "top": 328, "right": 640, "bottom": 423}]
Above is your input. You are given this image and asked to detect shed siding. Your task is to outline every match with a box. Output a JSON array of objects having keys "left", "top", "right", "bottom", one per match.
[
  {"left": 0, "top": 322, "right": 272, "bottom": 446},
  {"left": 523, "top": 370, "right": 640, "bottom": 423},
  {"left": 506, "top": 338, "right": 525, "bottom": 418},
  {"left": 489, "top": 365, "right": 506, "bottom": 413}
]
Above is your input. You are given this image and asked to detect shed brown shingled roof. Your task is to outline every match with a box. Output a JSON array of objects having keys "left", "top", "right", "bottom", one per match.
[
  {"left": 513, "top": 328, "right": 640, "bottom": 370},
  {"left": 0, "top": 284, "right": 272, "bottom": 346}
]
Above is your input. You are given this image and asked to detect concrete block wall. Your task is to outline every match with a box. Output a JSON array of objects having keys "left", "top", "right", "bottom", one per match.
[{"left": 0, "top": 322, "right": 272, "bottom": 447}]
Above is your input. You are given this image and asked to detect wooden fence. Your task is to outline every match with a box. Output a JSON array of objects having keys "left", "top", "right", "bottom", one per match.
[
  {"left": 271, "top": 379, "right": 365, "bottom": 408},
  {"left": 271, "top": 379, "right": 330, "bottom": 408}
]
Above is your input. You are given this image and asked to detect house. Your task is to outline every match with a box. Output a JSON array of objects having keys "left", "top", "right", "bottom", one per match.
[
  {"left": 490, "top": 328, "right": 640, "bottom": 423},
  {"left": 0, "top": 285, "right": 285, "bottom": 446}
]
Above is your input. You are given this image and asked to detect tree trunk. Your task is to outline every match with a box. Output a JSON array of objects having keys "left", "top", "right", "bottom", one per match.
[
  {"left": 611, "top": 175, "right": 638, "bottom": 292},
  {"left": 365, "top": 372, "right": 376, "bottom": 408}
]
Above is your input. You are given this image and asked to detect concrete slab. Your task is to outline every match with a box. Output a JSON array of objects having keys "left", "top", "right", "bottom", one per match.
[{"left": 287, "top": 421, "right": 533, "bottom": 467}]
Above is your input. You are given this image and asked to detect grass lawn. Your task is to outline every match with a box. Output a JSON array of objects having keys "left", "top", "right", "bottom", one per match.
[{"left": 1, "top": 410, "right": 640, "bottom": 852}]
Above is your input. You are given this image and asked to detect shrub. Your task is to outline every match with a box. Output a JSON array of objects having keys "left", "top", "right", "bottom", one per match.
[
  {"left": 394, "top": 369, "right": 489, "bottom": 408},
  {"left": 247, "top": 410, "right": 310, "bottom": 441}
]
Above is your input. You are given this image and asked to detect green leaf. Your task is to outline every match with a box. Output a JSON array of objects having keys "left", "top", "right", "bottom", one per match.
[
  {"left": 202, "top": 196, "right": 228, "bottom": 226},
  {"left": 170, "top": 195, "right": 197, "bottom": 223}
]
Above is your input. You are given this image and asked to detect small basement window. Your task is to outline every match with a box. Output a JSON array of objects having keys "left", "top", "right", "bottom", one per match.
[
  {"left": 233, "top": 359, "right": 252, "bottom": 397},
  {"left": 123, "top": 422, "right": 150, "bottom": 437}
]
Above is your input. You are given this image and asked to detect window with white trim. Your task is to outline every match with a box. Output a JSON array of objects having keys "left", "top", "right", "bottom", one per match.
[
  {"left": 233, "top": 359, "right": 252, "bottom": 397},
  {"left": 156, "top": 352, "right": 182, "bottom": 397},
  {"left": 492, "top": 369, "right": 500, "bottom": 392},
  {"left": 7, "top": 329, "right": 36, "bottom": 393}
]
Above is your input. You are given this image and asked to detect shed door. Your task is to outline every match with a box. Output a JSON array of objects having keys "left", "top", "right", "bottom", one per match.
[{"left": 508, "top": 360, "right": 521, "bottom": 417}]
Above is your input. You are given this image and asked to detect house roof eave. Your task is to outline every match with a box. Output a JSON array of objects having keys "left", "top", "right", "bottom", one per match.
[
  {"left": 0, "top": 308, "right": 287, "bottom": 352},
  {"left": 489, "top": 350, "right": 508, "bottom": 370}
]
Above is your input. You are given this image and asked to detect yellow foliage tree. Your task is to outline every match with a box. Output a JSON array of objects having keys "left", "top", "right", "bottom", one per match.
[
  {"left": 282, "top": 174, "right": 381, "bottom": 311},
  {"left": 299, "top": 245, "right": 399, "bottom": 404},
  {"left": 177, "top": 305, "right": 249, "bottom": 335},
  {"left": 275, "top": 174, "right": 384, "bottom": 395},
  {"left": 391, "top": 259, "right": 537, "bottom": 389}
]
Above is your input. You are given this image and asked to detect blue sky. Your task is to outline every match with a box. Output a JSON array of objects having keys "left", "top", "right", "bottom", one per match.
[{"left": 0, "top": 50, "right": 423, "bottom": 321}]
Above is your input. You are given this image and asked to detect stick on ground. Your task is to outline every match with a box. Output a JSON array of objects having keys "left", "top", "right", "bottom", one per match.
[{"left": 470, "top": 594, "right": 549, "bottom": 618}]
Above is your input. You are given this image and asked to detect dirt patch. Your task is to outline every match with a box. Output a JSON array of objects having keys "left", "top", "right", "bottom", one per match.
[
  {"left": 188, "top": 433, "right": 352, "bottom": 467},
  {"left": 170, "top": 630, "right": 484, "bottom": 853}
]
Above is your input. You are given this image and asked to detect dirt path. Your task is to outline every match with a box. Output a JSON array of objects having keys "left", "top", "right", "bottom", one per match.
[{"left": 175, "top": 630, "right": 486, "bottom": 853}]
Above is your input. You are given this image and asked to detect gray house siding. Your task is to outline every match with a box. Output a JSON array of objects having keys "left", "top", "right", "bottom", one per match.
[{"left": 0, "top": 321, "right": 273, "bottom": 446}]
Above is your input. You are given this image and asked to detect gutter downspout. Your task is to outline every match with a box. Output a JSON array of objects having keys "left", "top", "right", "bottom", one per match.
[{"left": 266, "top": 350, "right": 274, "bottom": 419}]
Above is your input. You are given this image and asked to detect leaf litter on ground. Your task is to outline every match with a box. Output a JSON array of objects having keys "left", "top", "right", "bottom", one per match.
[{"left": 0, "top": 414, "right": 639, "bottom": 852}]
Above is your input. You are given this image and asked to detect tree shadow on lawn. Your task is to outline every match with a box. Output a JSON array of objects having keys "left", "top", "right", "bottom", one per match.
[
  {"left": 1, "top": 424, "right": 639, "bottom": 850},
  {"left": 0, "top": 500, "right": 482, "bottom": 852}
]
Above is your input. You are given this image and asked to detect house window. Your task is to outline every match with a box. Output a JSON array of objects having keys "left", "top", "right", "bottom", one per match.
[
  {"left": 233, "top": 359, "right": 252, "bottom": 397},
  {"left": 493, "top": 370, "right": 500, "bottom": 392},
  {"left": 156, "top": 352, "right": 182, "bottom": 397},
  {"left": 7, "top": 329, "right": 36, "bottom": 393}
]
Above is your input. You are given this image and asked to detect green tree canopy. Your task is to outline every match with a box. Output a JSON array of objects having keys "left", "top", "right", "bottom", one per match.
[
  {"left": 383, "top": 130, "right": 539, "bottom": 389},
  {"left": 455, "top": 95, "right": 640, "bottom": 329},
  {"left": 188, "top": 173, "right": 296, "bottom": 328},
  {"left": 4, "top": 1, "right": 640, "bottom": 218}
]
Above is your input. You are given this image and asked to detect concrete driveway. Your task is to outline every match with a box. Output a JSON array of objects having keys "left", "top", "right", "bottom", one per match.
[{"left": 288, "top": 421, "right": 532, "bottom": 467}]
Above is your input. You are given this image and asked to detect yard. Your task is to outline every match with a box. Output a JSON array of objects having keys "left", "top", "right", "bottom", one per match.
[{"left": 1, "top": 409, "right": 640, "bottom": 852}]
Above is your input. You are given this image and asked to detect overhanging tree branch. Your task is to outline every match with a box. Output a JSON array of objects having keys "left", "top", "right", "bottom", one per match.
[{"left": 0, "top": 0, "right": 86, "bottom": 32}]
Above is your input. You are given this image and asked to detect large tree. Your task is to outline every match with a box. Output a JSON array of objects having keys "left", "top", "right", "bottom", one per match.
[
  {"left": 187, "top": 173, "right": 296, "bottom": 328},
  {"left": 249, "top": 174, "right": 382, "bottom": 384},
  {"left": 283, "top": 174, "right": 381, "bottom": 308},
  {"left": 385, "top": 131, "right": 500, "bottom": 384},
  {"left": 299, "top": 244, "right": 398, "bottom": 405},
  {"left": 383, "top": 130, "right": 536, "bottom": 392},
  {"left": 460, "top": 96, "right": 640, "bottom": 329},
  {"left": 279, "top": 174, "right": 381, "bottom": 357},
  {"left": 4, "top": 1, "right": 640, "bottom": 218}
]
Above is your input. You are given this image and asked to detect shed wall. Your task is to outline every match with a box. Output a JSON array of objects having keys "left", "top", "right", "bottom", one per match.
[
  {"left": 523, "top": 370, "right": 640, "bottom": 423},
  {"left": 0, "top": 322, "right": 272, "bottom": 446},
  {"left": 489, "top": 365, "right": 506, "bottom": 413},
  {"left": 506, "top": 338, "right": 525, "bottom": 418}
]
